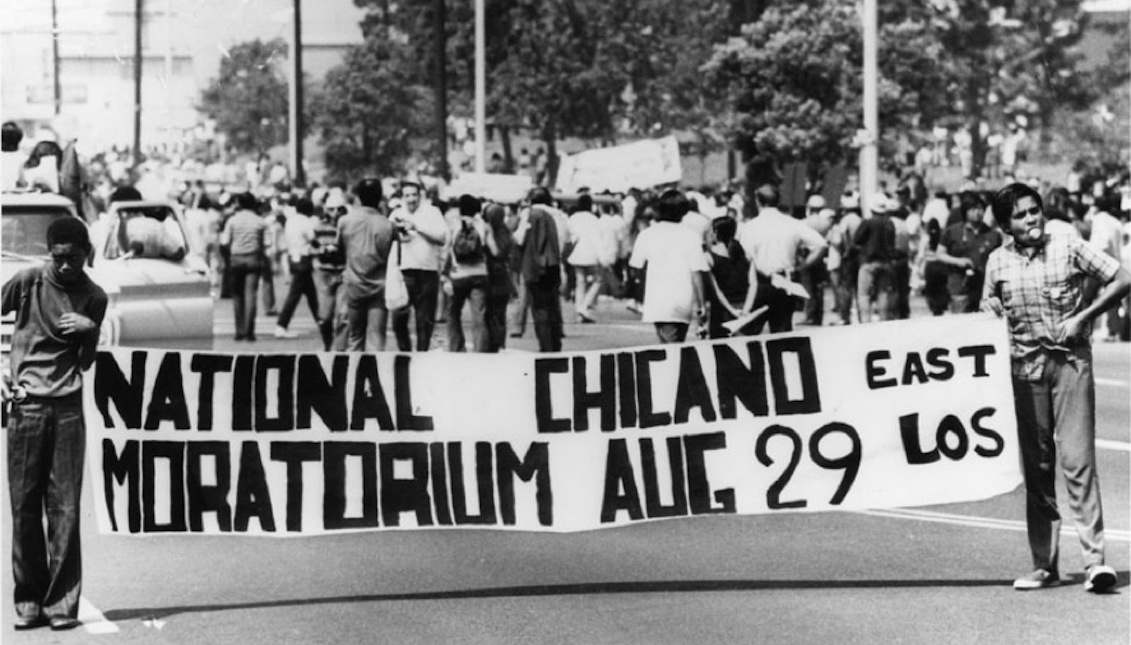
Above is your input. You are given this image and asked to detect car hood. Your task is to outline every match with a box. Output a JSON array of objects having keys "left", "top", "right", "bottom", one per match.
[{"left": 2, "top": 255, "right": 122, "bottom": 298}]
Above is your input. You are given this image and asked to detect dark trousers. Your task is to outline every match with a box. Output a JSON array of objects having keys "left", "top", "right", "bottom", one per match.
[
  {"left": 486, "top": 291, "right": 509, "bottom": 352},
  {"left": 528, "top": 269, "right": 563, "bottom": 352},
  {"left": 259, "top": 254, "right": 276, "bottom": 313},
  {"left": 751, "top": 274, "right": 796, "bottom": 334},
  {"left": 799, "top": 264, "right": 827, "bottom": 325},
  {"left": 923, "top": 261, "right": 949, "bottom": 316},
  {"left": 345, "top": 286, "right": 388, "bottom": 352},
  {"left": 8, "top": 395, "right": 85, "bottom": 620},
  {"left": 277, "top": 257, "right": 318, "bottom": 329},
  {"left": 831, "top": 260, "right": 858, "bottom": 324},
  {"left": 448, "top": 275, "right": 489, "bottom": 352},
  {"left": 230, "top": 254, "right": 261, "bottom": 340},
  {"left": 313, "top": 268, "right": 347, "bottom": 350},
  {"left": 893, "top": 259, "right": 911, "bottom": 319},
  {"left": 392, "top": 269, "right": 440, "bottom": 351}
]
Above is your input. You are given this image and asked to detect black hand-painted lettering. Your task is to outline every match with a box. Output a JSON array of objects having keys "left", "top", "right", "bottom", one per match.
[{"left": 755, "top": 425, "right": 807, "bottom": 509}]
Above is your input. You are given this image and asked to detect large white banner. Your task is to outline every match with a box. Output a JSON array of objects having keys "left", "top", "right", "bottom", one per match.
[
  {"left": 555, "top": 136, "right": 682, "bottom": 193},
  {"left": 441, "top": 172, "right": 534, "bottom": 204},
  {"left": 85, "top": 315, "right": 1021, "bottom": 536}
]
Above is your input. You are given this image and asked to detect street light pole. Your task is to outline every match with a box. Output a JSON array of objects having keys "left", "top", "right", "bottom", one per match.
[
  {"left": 134, "top": 0, "right": 143, "bottom": 165},
  {"left": 434, "top": 0, "right": 449, "bottom": 181},
  {"left": 474, "top": 0, "right": 485, "bottom": 173},
  {"left": 290, "top": 0, "right": 305, "bottom": 187},
  {"left": 51, "top": 0, "right": 61, "bottom": 116},
  {"left": 859, "top": 0, "right": 878, "bottom": 214}
]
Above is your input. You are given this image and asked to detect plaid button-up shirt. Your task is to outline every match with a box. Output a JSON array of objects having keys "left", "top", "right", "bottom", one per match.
[{"left": 981, "top": 232, "right": 1120, "bottom": 381}]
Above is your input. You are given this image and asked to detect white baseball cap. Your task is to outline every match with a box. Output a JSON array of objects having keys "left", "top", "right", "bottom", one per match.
[{"left": 869, "top": 193, "right": 898, "bottom": 214}]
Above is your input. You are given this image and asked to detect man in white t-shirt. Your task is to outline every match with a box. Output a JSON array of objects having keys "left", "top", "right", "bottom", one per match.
[
  {"left": 566, "top": 194, "right": 604, "bottom": 322},
  {"left": 629, "top": 189, "right": 709, "bottom": 344},
  {"left": 736, "top": 184, "right": 827, "bottom": 333},
  {"left": 389, "top": 180, "right": 449, "bottom": 351}
]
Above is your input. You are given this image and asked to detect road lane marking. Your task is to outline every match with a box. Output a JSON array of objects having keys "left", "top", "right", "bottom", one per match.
[
  {"left": 1096, "top": 377, "right": 1127, "bottom": 388},
  {"left": 855, "top": 508, "right": 1131, "bottom": 543},
  {"left": 79, "top": 597, "right": 119, "bottom": 634},
  {"left": 1097, "top": 439, "right": 1131, "bottom": 452}
]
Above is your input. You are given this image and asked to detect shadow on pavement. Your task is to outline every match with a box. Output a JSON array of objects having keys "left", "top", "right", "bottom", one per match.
[{"left": 101, "top": 575, "right": 1079, "bottom": 621}]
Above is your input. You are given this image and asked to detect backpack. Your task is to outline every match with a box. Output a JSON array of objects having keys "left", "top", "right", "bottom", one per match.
[{"left": 452, "top": 219, "right": 485, "bottom": 264}]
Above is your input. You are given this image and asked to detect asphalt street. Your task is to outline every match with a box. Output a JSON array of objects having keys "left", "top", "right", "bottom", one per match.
[{"left": 2, "top": 289, "right": 1129, "bottom": 644}]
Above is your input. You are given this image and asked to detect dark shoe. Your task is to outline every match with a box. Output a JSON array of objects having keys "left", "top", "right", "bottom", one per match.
[
  {"left": 49, "top": 616, "right": 82, "bottom": 631},
  {"left": 1013, "top": 568, "right": 1059, "bottom": 590},
  {"left": 13, "top": 614, "right": 47, "bottom": 630}
]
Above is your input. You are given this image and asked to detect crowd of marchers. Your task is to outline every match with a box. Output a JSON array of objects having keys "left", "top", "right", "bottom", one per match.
[
  {"left": 5, "top": 116, "right": 1131, "bottom": 636},
  {"left": 162, "top": 165, "right": 1131, "bottom": 353}
]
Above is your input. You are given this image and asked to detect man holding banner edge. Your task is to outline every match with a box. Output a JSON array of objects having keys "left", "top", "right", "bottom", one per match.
[
  {"left": 982, "top": 182, "right": 1131, "bottom": 593},
  {"left": 2, "top": 217, "right": 107, "bottom": 630}
]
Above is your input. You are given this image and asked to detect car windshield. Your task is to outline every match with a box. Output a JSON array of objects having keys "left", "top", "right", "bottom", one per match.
[
  {"left": 106, "top": 205, "right": 188, "bottom": 261},
  {"left": 1, "top": 204, "right": 75, "bottom": 258}
]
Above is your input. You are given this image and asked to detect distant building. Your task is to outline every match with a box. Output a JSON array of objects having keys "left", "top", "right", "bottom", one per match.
[{"left": 1, "top": 0, "right": 364, "bottom": 154}]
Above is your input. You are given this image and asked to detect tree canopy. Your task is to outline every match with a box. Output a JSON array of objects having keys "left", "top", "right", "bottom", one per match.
[
  {"left": 199, "top": 0, "right": 1125, "bottom": 185},
  {"left": 199, "top": 38, "right": 289, "bottom": 155},
  {"left": 307, "top": 38, "right": 426, "bottom": 180},
  {"left": 703, "top": 0, "right": 1103, "bottom": 176}
]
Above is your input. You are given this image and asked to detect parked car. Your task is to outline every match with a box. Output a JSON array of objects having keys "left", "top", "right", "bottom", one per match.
[{"left": 2, "top": 192, "right": 213, "bottom": 355}]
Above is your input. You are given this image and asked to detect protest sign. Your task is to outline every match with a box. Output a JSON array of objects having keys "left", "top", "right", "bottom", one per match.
[
  {"left": 555, "top": 136, "right": 682, "bottom": 194},
  {"left": 86, "top": 315, "right": 1021, "bottom": 536},
  {"left": 441, "top": 172, "right": 534, "bottom": 204}
]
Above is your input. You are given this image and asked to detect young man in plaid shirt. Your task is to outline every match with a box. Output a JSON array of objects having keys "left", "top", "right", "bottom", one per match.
[{"left": 982, "top": 182, "right": 1130, "bottom": 593}]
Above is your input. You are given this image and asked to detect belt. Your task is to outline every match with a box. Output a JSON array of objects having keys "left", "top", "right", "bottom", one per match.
[{"left": 11, "top": 390, "right": 82, "bottom": 406}]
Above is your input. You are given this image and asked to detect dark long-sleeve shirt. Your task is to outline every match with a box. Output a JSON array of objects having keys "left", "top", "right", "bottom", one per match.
[
  {"left": 853, "top": 214, "right": 897, "bottom": 262},
  {"left": 2, "top": 264, "right": 107, "bottom": 398}
]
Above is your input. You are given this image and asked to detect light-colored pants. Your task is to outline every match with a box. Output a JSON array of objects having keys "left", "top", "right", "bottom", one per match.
[
  {"left": 574, "top": 265, "right": 601, "bottom": 318},
  {"left": 857, "top": 260, "right": 894, "bottom": 322},
  {"left": 1013, "top": 350, "right": 1105, "bottom": 572}
]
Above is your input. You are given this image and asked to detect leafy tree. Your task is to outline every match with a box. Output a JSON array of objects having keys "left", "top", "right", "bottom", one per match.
[
  {"left": 469, "top": 0, "right": 620, "bottom": 183},
  {"left": 595, "top": 0, "right": 729, "bottom": 137},
  {"left": 355, "top": 0, "right": 734, "bottom": 183},
  {"left": 922, "top": 0, "right": 1096, "bottom": 175},
  {"left": 704, "top": 0, "right": 1097, "bottom": 179},
  {"left": 703, "top": 0, "right": 945, "bottom": 172},
  {"left": 1053, "top": 31, "right": 1131, "bottom": 177},
  {"left": 199, "top": 39, "right": 289, "bottom": 154},
  {"left": 308, "top": 38, "right": 425, "bottom": 181}
]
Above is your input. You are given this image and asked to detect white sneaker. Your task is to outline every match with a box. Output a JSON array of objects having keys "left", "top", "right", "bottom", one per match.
[
  {"left": 1013, "top": 568, "right": 1059, "bottom": 590},
  {"left": 1085, "top": 565, "right": 1117, "bottom": 593},
  {"left": 273, "top": 326, "right": 299, "bottom": 339}
]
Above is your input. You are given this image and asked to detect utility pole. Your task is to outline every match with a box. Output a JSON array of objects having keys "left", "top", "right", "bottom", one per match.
[
  {"left": 290, "top": 0, "right": 305, "bottom": 186},
  {"left": 473, "top": 0, "right": 485, "bottom": 173},
  {"left": 860, "top": 0, "right": 878, "bottom": 214},
  {"left": 134, "top": 0, "right": 144, "bottom": 166},
  {"left": 434, "top": 0, "right": 449, "bottom": 180},
  {"left": 51, "top": 0, "right": 61, "bottom": 116}
]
